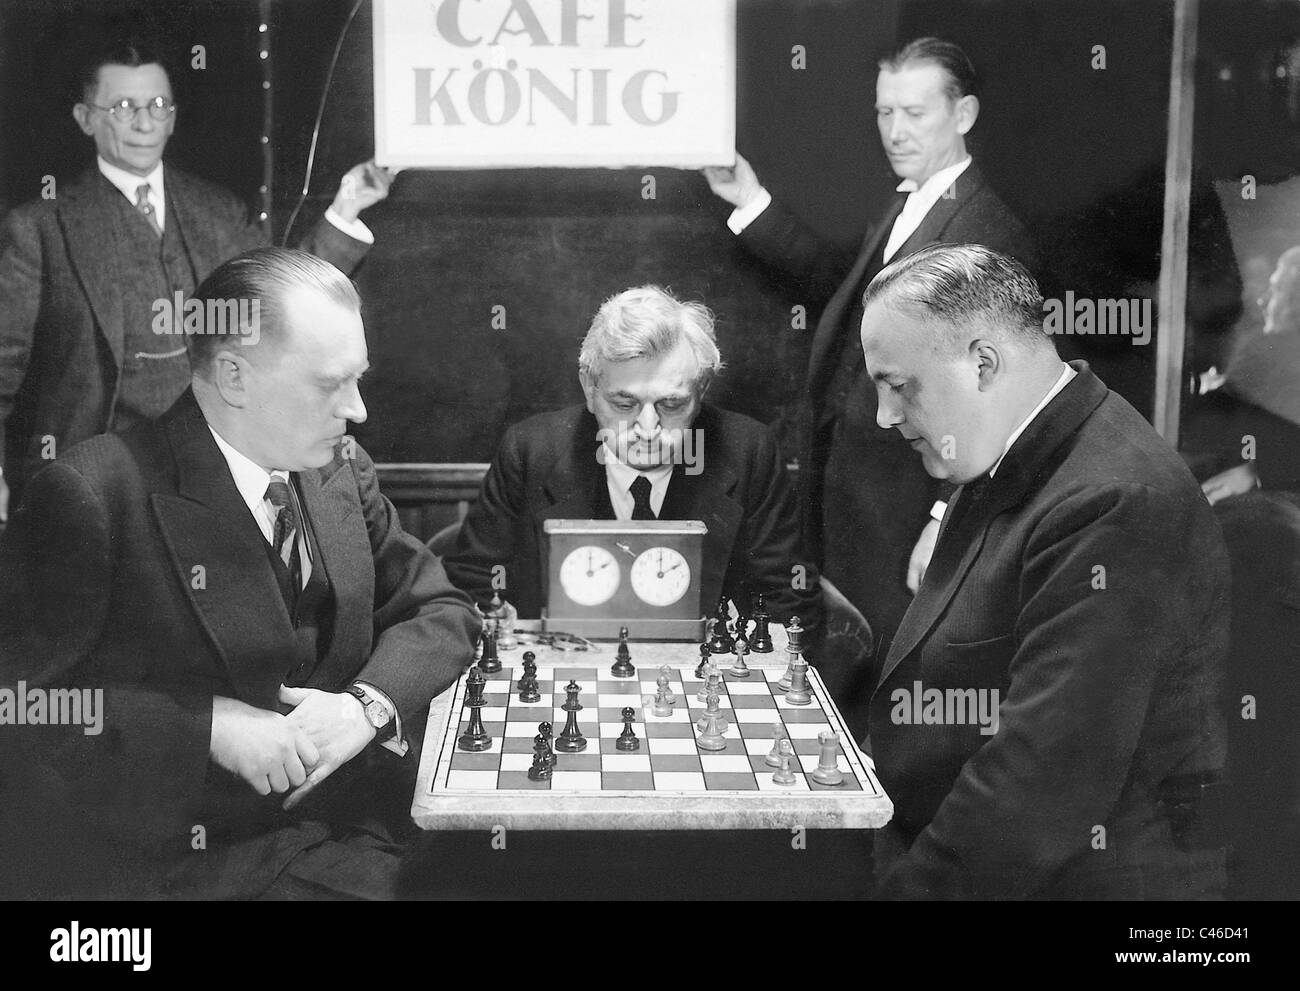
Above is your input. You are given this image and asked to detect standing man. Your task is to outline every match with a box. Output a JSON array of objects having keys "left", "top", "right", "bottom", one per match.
[
  {"left": 704, "top": 37, "right": 1036, "bottom": 664},
  {"left": 862, "top": 244, "right": 1229, "bottom": 899},
  {"left": 0, "top": 248, "right": 479, "bottom": 899},
  {"left": 0, "top": 38, "right": 393, "bottom": 520}
]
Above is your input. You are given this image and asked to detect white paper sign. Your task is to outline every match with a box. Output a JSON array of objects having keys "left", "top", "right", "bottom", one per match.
[{"left": 373, "top": 0, "right": 736, "bottom": 168}]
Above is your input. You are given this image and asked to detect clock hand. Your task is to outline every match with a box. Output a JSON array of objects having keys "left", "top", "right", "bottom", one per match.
[{"left": 615, "top": 542, "right": 635, "bottom": 558}]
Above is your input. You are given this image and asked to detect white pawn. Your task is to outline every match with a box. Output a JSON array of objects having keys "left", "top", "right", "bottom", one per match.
[
  {"left": 784, "top": 654, "right": 812, "bottom": 706},
  {"left": 653, "top": 683, "right": 674, "bottom": 717},
  {"left": 811, "top": 729, "right": 844, "bottom": 786},
  {"left": 765, "top": 724, "right": 787, "bottom": 768},
  {"left": 729, "top": 634, "right": 751, "bottom": 678},
  {"left": 657, "top": 666, "right": 678, "bottom": 704},
  {"left": 697, "top": 694, "right": 728, "bottom": 751},
  {"left": 695, "top": 691, "right": 729, "bottom": 735},
  {"left": 772, "top": 738, "right": 797, "bottom": 785}
]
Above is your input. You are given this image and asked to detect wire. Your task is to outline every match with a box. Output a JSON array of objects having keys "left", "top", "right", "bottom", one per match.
[{"left": 280, "top": 0, "right": 366, "bottom": 246}]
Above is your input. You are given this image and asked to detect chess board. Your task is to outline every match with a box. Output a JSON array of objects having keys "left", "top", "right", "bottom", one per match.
[{"left": 414, "top": 654, "right": 892, "bottom": 831}]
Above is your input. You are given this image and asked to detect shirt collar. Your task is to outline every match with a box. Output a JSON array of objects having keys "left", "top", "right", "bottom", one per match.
[
  {"left": 97, "top": 156, "right": 164, "bottom": 202},
  {"left": 988, "top": 363, "right": 1076, "bottom": 478},
  {"left": 895, "top": 155, "right": 972, "bottom": 195},
  {"left": 207, "top": 424, "right": 284, "bottom": 514},
  {"left": 603, "top": 451, "right": 675, "bottom": 492}
]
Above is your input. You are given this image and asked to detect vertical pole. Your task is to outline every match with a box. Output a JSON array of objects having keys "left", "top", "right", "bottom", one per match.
[
  {"left": 1153, "top": 0, "right": 1199, "bottom": 445},
  {"left": 258, "top": 1, "right": 273, "bottom": 240}
]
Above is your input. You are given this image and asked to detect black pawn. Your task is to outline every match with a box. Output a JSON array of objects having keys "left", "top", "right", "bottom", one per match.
[
  {"left": 611, "top": 626, "right": 635, "bottom": 678},
  {"left": 555, "top": 682, "right": 587, "bottom": 752},
  {"left": 708, "top": 597, "right": 735, "bottom": 654},
  {"left": 695, "top": 642, "right": 711, "bottom": 679},
  {"left": 616, "top": 706, "right": 640, "bottom": 752},
  {"left": 518, "top": 650, "right": 541, "bottom": 703},
  {"left": 527, "top": 733, "right": 552, "bottom": 781},
  {"left": 457, "top": 665, "right": 492, "bottom": 751},
  {"left": 478, "top": 627, "right": 502, "bottom": 674},
  {"left": 750, "top": 593, "right": 773, "bottom": 652},
  {"left": 538, "top": 721, "right": 557, "bottom": 769}
]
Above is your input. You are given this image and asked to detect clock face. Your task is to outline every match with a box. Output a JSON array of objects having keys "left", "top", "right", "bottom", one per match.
[
  {"left": 630, "top": 546, "right": 692, "bottom": 607},
  {"left": 558, "top": 545, "right": 621, "bottom": 606}
]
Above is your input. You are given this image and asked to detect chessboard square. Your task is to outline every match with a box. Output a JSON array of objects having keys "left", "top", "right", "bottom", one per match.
[
  {"left": 480, "top": 692, "right": 511, "bottom": 705},
  {"left": 499, "top": 752, "right": 536, "bottom": 772},
  {"left": 723, "top": 681, "right": 771, "bottom": 695},
  {"left": 502, "top": 735, "right": 539, "bottom": 753},
  {"left": 599, "top": 705, "right": 649, "bottom": 721},
  {"left": 601, "top": 772, "right": 656, "bottom": 791},
  {"left": 449, "top": 752, "right": 501, "bottom": 771},
  {"left": 644, "top": 722, "right": 694, "bottom": 739},
  {"left": 446, "top": 770, "right": 500, "bottom": 790},
  {"left": 497, "top": 771, "right": 550, "bottom": 790},
  {"left": 691, "top": 736, "right": 745, "bottom": 756},
  {"left": 742, "top": 736, "right": 779, "bottom": 757},
  {"left": 791, "top": 739, "right": 824, "bottom": 755},
  {"left": 598, "top": 692, "right": 645, "bottom": 707},
  {"left": 552, "top": 753, "right": 601, "bottom": 772},
  {"left": 550, "top": 771, "right": 604, "bottom": 791},
  {"left": 552, "top": 668, "right": 593, "bottom": 682},
  {"left": 507, "top": 698, "right": 553, "bottom": 710},
  {"left": 729, "top": 695, "right": 777, "bottom": 710},
  {"left": 755, "top": 772, "right": 811, "bottom": 792},
  {"left": 778, "top": 709, "right": 831, "bottom": 725},
  {"left": 598, "top": 681, "right": 642, "bottom": 694},
  {"left": 698, "top": 754, "right": 755, "bottom": 774},
  {"left": 647, "top": 754, "right": 702, "bottom": 772},
  {"left": 600, "top": 753, "right": 652, "bottom": 773},
  {"left": 478, "top": 706, "right": 509, "bottom": 721},
  {"left": 645, "top": 737, "right": 699, "bottom": 755},
  {"left": 703, "top": 772, "right": 759, "bottom": 791},
  {"left": 653, "top": 771, "right": 708, "bottom": 791},
  {"left": 504, "top": 718, "right": 549, "bottom": 737},
  {"left": 783, "top": 722, "right": 834, "bottom": 740}
]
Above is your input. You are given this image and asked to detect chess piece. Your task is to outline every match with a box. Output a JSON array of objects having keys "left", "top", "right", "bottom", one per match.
[
  {"left": 729, "top": 633, "right": 751, "bottom": 678},
  {"left": 697, "top": 660, "right": 722, "bottom": 703},
  {"left": 538, "top": 721, "right": 557, "bottom": 769},
  {"left": 485, "top": 592, "right": 518, "bottom": 650},
  {"left": 517, "top": 650, "right": 541, "bottom": 703},
  {"left": 765, "top": 724, "right": 787, "bottom": 768},
  {"left": 527, "top": 733, "right": 553, "bottom": 781},
  {"left": 695, "top": 643, "right": 710, "bottom": 679},
  {"left": 457, "top": 665, "right": 492, "bottom": 751},
  {"left": 708, "top": 596, "right": 734, "bottom": 654},
  {"left": 785, "top": 653, "right": 812, "bottom": 706},
  {"left": 653, "top": 677, "right": 674, "bottom": 717},
  {"left": 778, "top": 616, "right": 803, "bottom": 690},
  {"left": 750, "top": 593, "right": 773, "bottom": 652},
  {"left": 555, "top": 680, "right": 588, "bottom": 752},
  {"left": 695, "top": 691, "right": 729, "bottom": 735},
  {"left": 812, "top": 730, "right": 844, "bottom": 786},
  {"left": 616, "top": 706, "right": 640, "bottom": 751},
  {"left": 657, "top": 665, "right": 677, "bottom": 704},
  {"left": 478, "top": 627, "right": 502, "bottom": 674},
  {"left": 772, "top": 739, "right": 797, "bottom": 785},
  {"left": 696, "top": 694, "right": 728, "bottom": 750},
  {"left": 611, "top": 626, "right": 635, "bottom": 678}
]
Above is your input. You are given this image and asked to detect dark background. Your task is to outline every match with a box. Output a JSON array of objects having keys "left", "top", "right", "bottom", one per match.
[{"left": 2, "top": 0, "right": 1298, "bottom": 460}]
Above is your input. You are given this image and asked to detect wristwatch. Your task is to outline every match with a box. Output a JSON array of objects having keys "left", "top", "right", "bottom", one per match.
[{"left": 346, "top": 683, "right": 393, "bottom": 735}]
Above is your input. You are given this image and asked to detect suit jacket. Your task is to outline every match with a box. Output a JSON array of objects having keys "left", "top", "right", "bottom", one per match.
[
  {"left": 868, "top": 363, "right": 1231, "bottom": 899},
  {"left": 0, "top": 164, "right": 369, "bottom": 495},
  {"left": 443, "top": 403, "right": 822, "bottom": 630},
  {"left": 738, "top": 164, "right": 1038, "bottom": 646},
  {"left": 0, "top": 389, "right": 480, "bottom": 899}
]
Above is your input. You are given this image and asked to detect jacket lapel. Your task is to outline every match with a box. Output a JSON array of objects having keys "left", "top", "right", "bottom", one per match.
[
  {"left": 58, "top": 166, "right": 128, "bottom": 372},
  {"left": 541, "top": 410, "right": 608, "bottom": 520},
  {"left": 166, "top": 168, "right": 228, "bottom": 276},
  {"left": 889, "top": 162, "right": 987, "bottom": 260}
]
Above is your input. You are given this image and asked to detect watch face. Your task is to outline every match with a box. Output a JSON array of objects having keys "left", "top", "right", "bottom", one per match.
[
  {"left": 630, "top": 546, "right": 691, "bottom": 607},
  {"left": 365, "top": 701, "right": 390, "bottom": 728},
  {"left": 558, "top": 545, "right": 621, "bottom": 607}
]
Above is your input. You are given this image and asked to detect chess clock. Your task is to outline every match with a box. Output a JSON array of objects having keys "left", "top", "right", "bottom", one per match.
[{"left": 543, "top": 520, "right": 708, "bottom": 641}]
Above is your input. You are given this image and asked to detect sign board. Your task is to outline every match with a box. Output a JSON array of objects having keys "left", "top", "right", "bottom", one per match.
[{"left": 373, "top": 0, "right": 736, "bottom": 169}]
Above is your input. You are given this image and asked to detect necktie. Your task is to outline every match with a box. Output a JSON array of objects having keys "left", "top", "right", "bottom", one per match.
[
  {"left": 265, "top": 476, "right": 302, "bottom": 606},
  {"left": 135, "top": 183, "right": 163, "bottom": 238},
  {"left": 630, "top": 475, "right": 656, "bottom": 520}
]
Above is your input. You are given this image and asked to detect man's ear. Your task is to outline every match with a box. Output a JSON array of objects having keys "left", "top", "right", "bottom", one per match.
[
  {"left": 579, "top": 370, "right": 598, "bottom": 414},
  {"left": 72, "top": 103, "right": 94, "bottom": 136},
  {"left": 972, "top": 338, "right": 1001, "bottom": 390},
  {"left": 955, "top": 94, "right": 979, "bottom": 136},
  {"left": 212, "top": 349, "right": 253, "bottom": 408}
]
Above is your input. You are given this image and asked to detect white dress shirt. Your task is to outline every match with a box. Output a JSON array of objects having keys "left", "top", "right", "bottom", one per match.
[
  {"left": 603, "top": 455, "right": 673, "bottom": 520},
  {"left": 989, "top": 363, "right": 1077, "bottom": 478},
  {"left": 882, "top": 157, "right": 973, "bottom": 262}
]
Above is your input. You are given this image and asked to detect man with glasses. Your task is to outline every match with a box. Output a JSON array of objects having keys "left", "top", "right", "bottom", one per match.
[{"left": 0, "top": 38, "right": 393, "bottom": 521}]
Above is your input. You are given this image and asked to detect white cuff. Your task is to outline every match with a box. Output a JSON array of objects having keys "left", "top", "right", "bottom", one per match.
[
  {"left": 726, "top": 187, "right": 772, "bottom": 235},
  {"left": 930, "top": 501, "right": 948, "bottom": 523},
  {"left": 324, "top": 207, "right": 375, "bottom": 245}
]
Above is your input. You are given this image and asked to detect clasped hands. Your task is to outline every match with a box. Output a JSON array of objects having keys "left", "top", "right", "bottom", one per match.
[{"left": 209, "top": 686, "right": 376, "bottom": 811}]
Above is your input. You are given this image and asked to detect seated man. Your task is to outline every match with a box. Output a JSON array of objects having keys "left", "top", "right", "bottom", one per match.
[
  {"left": 862, "top": 244, "right": 1230, "bottom": 899},
  {"left": 0, "top": 248, "right": 480, "bottom": 900},
  {"left": 443, "top": 285, "right": 822, "bottom": 636}
]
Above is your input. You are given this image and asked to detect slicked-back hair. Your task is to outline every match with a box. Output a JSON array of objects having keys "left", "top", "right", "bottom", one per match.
[
  {"left": 579, "top": 285, "right": 724, "bottom": 392},
  {"left": 863, "top": 243, "right": 1051, "bottom": 354},
  {"left": 77, "top": 37, "right": 171, "bottom": 103},
  {"left": 186, "top": 247, "right": 360, "bottom": 377},
  {"left": 879, "top": 36, "right": 979, "bottom": 103}
]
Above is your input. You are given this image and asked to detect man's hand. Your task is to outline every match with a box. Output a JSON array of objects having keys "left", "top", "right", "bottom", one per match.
[
  {"left": 702, "top": 152, "right": 762, "bottom": 209},
  {"left": 1201, "top": 461, "right": 1260, "bottom": 505},
  {"left": 907, "top": 518, "right": 941, "bottom": 594},
  {"left": 0, "top": 474, "right": 8, "bottom": 523},
  {"left": 278, "top": 684, "right": 376, "bottom": 811},
  {"left": 331, "top": 159, "right": 396, "bottom": 222},
  {"left": 209, "top": 696, "right": 320, "bottom": 797}
]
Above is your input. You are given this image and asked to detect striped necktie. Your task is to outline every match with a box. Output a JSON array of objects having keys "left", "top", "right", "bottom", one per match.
[{"left": 135, "top": 183, "right": 163, "bottom": 238}]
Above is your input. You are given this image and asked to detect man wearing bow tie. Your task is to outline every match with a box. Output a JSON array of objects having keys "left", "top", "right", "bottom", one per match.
[{"left": 862, "top": 244, "right": 1230, "bottom": 899}]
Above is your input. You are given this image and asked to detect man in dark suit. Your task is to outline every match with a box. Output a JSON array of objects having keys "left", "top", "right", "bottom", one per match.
[
  {"left": 862, "top": 244, "right": 1230, "bottom": 899},
  {"left": 0, "top": 248, "right": 480, "bottom": 899},
  {"left": 703, "top": 38, "right": 1037, "bottom": 668},
  {"left": 444, "top": 285, "right": 822, "bottom": 633},
  {"left": 0, "top": 38, "right": 393, "bottom": 520}
]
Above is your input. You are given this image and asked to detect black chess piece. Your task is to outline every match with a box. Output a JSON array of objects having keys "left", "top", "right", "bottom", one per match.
[
  {"left": 611, "top": 626, "right": 635, "bottom": 678},
  {"left": 478, "top": 627, "right": 502, "bottom": 674},
  {"left": 695, "top": 642, "right": 710, "bottom": 678},
  {"left": 750, "top": 592, "right": 773, "bottom": 653},
  {"left": 457, "top": 665, "right": 492, "bottom": 751},
  {"left": 616, "top": 706, "right": 640, "bottom": 752},
  {"left": 708, "top": 596, "right": 734, "bottom": 654},
  {"left": 538, "top": 721, "right": 558, "bottom": 769},
  {"left": 518, "top": 650, "right": 541, "bottom": 703},
  {"left": 527, "top": 732, "right": 553, "bottom": 781},
  {"left": 554, "top": 681, "right": 588, "bottom": 752}
]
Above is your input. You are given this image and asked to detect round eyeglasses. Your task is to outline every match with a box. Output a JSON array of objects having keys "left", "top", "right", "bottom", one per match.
[{"left": 87, "top": 96, "right": 176, "bottom": 124}]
